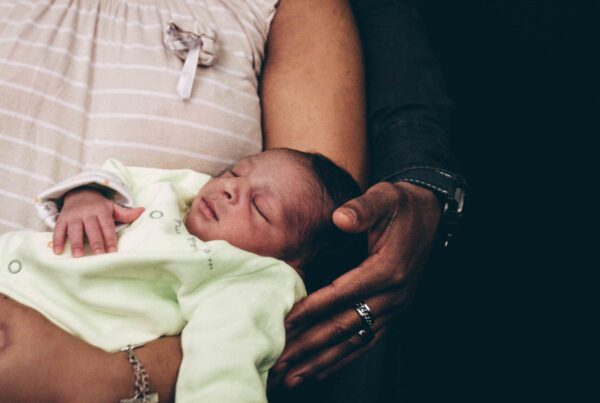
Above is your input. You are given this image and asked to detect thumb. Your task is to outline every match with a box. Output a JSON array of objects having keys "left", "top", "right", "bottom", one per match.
[
  {"left": 113, "top": 205, "right": 145, "bottom": 223},
  {"left": 333, "top": 182, "right": 398, "bottom": 233}
]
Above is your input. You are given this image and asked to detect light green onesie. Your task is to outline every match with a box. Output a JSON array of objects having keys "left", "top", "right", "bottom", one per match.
[{"left": 0, "top": 160, "right": 306, "bottom": 403}]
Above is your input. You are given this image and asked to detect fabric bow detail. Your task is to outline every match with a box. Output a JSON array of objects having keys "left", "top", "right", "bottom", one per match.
[{"left": 164, "top": 21, "right": 217, "bottom": 100}]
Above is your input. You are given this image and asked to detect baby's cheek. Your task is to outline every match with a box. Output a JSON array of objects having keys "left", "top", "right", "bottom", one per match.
[{"left": 246, "top": 229, "right": 286, "bottom": 258}]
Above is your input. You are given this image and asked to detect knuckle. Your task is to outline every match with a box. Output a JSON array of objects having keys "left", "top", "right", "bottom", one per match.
[
  {"left": 289, "top": 303, "right": 308, "bottom": 325},
  {"left": 67, "top": 218, "right": 82, "bottom": 227},
  {"left": 305, "top": 358, "right": 328, "bottom": 377},
  {"left": 330, "top": 318, "right": 350, "bottom": 342},
  {"left": 347, "top": 335, "right": 364, "bottom": 349},
  {"left": 286, "top": 339, "right": 305, "bottom": 358},
  {"left": 386, "top": 182, "right": 407, "bottom": 203},
  {"left": 297, "top": 296, "right": 321, "bottom": 320},
  {"left": 377, "top": 181, "right": 397, "bottom": 193},
  {"left": 389, "top": 267, "right": 408, "bottom": 285},
  {"left": 345, "top": 197, "right": 372, "bottom": 222},
  {"left": 383, "top": 263, "right": 408, "bottom": 287},
  {"left": 282, "top": 340, "right": 309, "bottom": 363},
  {"left": 89, "top": 241, "right": 104, "bottom": 249},
  {"left": 83, "top": 214, "right": 97, "bottom": 222},
  {"left": 325, "top": 281, "right": 344, "bottom": 303}
]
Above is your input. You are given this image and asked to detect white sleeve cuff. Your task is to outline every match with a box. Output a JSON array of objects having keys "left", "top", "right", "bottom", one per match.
[{"left": 35, "top": 170, "right": 135, "bottom": 229}]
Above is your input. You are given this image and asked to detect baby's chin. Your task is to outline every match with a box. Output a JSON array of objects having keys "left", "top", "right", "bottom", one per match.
[{"left": 184, "top": 212, "right": 207, "bottom": 240}]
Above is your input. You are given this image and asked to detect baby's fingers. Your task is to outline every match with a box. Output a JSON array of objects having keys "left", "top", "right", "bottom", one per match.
[
  {"left": 98, "top": 214, "right": 118, "bottom": 253},
  {"left": 52, "top": 220, "right": 67, "bottom": 255},
  {"left": 67, "top": 220, "right": 85, "bottom": 257},
  {"left": 83, "top": 217, "right": 106, "bottom": 255}
]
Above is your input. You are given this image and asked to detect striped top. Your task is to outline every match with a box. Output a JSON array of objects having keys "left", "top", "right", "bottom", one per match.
[{"left": 0, "top": 0, "right": 277, "bottom": 233}]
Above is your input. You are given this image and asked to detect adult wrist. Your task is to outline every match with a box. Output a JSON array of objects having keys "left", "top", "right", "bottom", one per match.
[
  {"left": 120, "top": 344, "right": 159, "bottom": 402},
  {"left": 387, "top": 167, "right": 467, "bottom": 247},
  {"left": 393, "top": 182, "right": 442, "bottom": 236},
  {"left": 131, "top": 337, "right": 182, "bottom": 403},
  {"left": 393, "top": 181, "right": 441, "bottom": 212},
  {"left": 54, "top": 343, "right": 133, "bottom": 402}
]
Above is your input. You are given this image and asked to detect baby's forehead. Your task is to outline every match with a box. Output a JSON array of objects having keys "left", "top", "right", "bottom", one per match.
[
  {"left": 244, "top": 148, "right": 307, "bottom": 168},
  {"left": 237, "top": 149, "right": 330, "bottom": 209},
  {"left": 281, "top": 180, "right": 331, "bottom": 235},
  {"left": 241, "top": 151, "right": 317, "bottom": 183}
]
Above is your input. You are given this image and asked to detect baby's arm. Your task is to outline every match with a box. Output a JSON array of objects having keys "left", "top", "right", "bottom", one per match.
[
  {"left": 35, "top": 162, "right": 143, "bottom": 257},
  {"left": 176, "top": 256, "right": 304, "bottom": 402},
  {"left": 52, "top": 187, "right": 144, "bottom": 257}
]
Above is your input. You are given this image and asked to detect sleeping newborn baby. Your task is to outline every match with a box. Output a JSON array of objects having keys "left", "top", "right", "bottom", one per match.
[{"left": 0, "top": 148, "right": 365, "bottom": 403}]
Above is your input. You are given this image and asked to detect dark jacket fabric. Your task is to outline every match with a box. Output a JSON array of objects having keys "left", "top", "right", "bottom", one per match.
[{"left": 351, "top": 0, "right": 463, "bottom": 185}]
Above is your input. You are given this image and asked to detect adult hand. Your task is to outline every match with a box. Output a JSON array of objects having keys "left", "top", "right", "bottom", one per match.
[
  {"left": 269, "top": 181, "right": 441, "bottom": 388},
  {"left": 53, "top": 187, "right": 144, "bottom": 257}
]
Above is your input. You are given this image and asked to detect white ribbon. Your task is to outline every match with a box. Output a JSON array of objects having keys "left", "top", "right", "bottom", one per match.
[{"left": 164, "top": 21, "right": 217, "bottom": 100}]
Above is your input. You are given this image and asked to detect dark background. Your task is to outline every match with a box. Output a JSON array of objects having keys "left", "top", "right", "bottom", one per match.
[{"left": 400, "top": 1, "right": 596, "bottom": 401}]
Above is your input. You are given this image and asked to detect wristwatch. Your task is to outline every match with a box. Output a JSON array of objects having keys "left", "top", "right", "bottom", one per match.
[{"left": 388, "top": 167, "right": 467, "bottom": 247}]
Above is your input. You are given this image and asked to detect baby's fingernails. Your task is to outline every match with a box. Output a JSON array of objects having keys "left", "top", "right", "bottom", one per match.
[
  {"left": 72, "top": 249, "right": 83, "bottom": 257},
  {"left": 93, "top": 248, "right": 104, "bottom": 255},
  {"left": 107, "top": 246, "right": 117, "bottom": 253}
]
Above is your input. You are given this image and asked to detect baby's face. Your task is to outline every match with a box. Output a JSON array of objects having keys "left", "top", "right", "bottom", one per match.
[{"left": 186, "top": 150, "right": 326, "bottom": 266}]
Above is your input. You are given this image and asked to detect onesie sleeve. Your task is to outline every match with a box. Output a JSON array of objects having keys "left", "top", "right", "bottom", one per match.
[
  {"left": 174, "top": 247, "right": 305, "bottom": 402},
  {"left": 34, "top": 160, "right": 135, "bottom": 229},
  {"left": 34, "top": 159, "right": 211, "bottom": 229}
]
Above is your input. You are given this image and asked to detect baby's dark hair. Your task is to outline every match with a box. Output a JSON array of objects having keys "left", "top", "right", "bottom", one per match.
[{"left": 281, "top": 149, "right": 368, "bottom": 292}]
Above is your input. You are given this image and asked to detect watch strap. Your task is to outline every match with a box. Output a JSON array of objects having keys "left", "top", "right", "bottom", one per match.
[{"left": 387, "top": 167, "right": 467, "bottom": 247}]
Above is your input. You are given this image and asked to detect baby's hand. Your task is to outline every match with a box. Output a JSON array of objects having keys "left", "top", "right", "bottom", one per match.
[{"left": 52, "top": 187, "right": 144, "bottom": 257}]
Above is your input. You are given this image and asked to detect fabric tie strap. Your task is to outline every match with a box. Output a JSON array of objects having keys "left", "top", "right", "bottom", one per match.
[{"left": 164, "top": 21, "right": 217, "bottom": 100}]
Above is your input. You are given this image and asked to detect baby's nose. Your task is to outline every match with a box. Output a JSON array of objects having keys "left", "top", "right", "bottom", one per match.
[
  {"left": 222, "top": 179, "right": 245, "bottom": 204},
  {"left": 222, "top": 188, "right": 233, "bottom": 201}
]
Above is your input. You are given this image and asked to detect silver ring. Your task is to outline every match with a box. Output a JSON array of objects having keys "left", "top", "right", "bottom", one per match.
[{"left": 353, "top": 301, "right": 374, "bottom": 328}]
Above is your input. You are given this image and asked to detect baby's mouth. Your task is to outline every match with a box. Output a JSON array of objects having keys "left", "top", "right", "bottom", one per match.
[{"left": 200, "top": 197, "right": 219, "bottom": 221}]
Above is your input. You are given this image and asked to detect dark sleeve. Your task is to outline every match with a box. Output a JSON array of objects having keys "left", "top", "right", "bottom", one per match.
[{"left": 350, "top": 0, "right": 462, "bottom": 185}]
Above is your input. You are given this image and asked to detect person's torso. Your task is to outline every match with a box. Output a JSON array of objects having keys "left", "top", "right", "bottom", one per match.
[{"left": 0, "top": 0, "right": 278, "bottom": 233}]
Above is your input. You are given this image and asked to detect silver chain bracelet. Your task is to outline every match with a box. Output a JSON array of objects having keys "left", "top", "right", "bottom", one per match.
[{"left": 119, "top": 344, "right": 159, "bottom": 403}]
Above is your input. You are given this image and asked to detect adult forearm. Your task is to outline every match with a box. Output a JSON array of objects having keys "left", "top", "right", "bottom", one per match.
[
  {"left": 0, "top": 297, "right": 181, "bottom": 403},
  {"left": 0, "top": 297, "right": 127, "bottom": 402},
  {"left": 351, "top": 0, "right": 460, "bottom": 183},
  {"left": 261, "top": 0, "right": 367, "bottom": 186},
  {"left": 59, "top": 336, "right": 181, "bottom": 402}
]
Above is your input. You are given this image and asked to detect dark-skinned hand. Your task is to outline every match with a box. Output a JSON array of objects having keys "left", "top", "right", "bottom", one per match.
[{"left": 269, "top": 181, "right": 441, "bottom": 388}]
